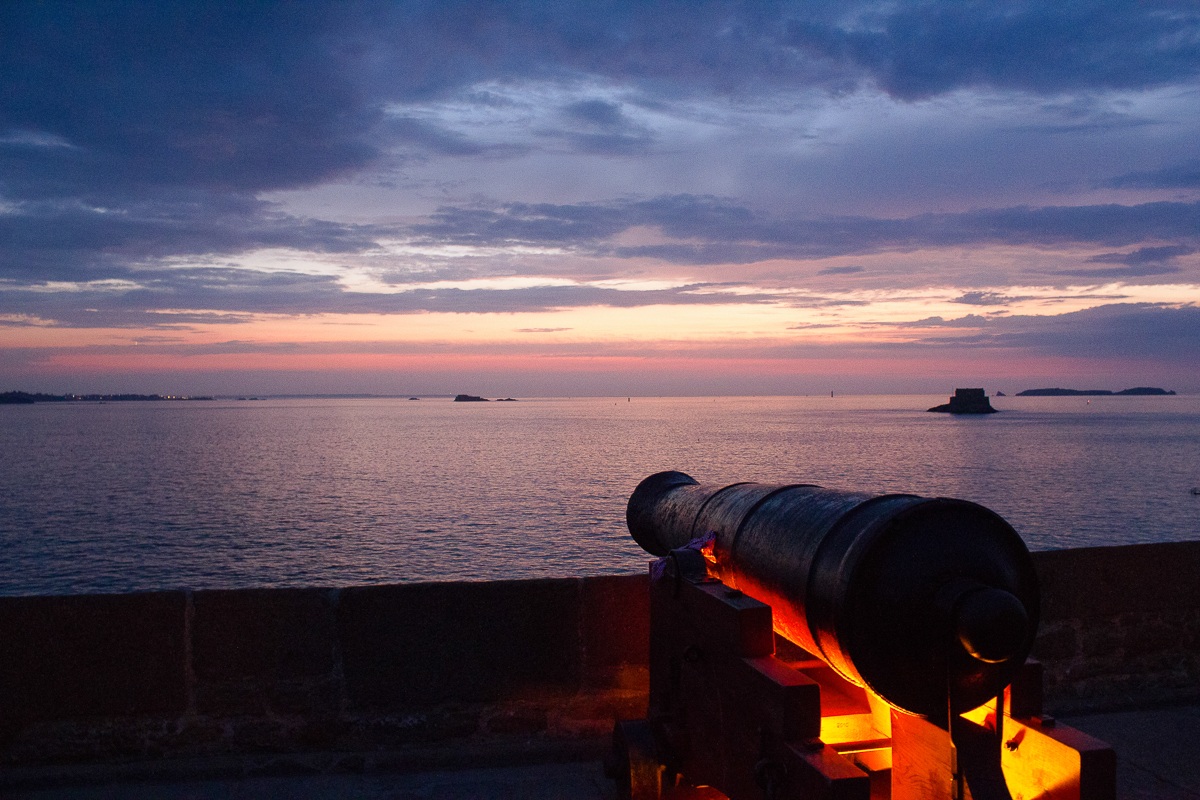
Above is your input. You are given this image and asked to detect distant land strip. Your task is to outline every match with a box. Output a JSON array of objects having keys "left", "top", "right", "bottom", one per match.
[
  {"left": 1016, "top": 387, "right": 1176, "bottom": 396},
  {"left": 0, "top": 391, "right": 212, "bottom": 404}
]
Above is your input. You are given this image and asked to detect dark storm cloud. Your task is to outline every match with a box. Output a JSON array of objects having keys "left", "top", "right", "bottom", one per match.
[
  {"left": 785, "top": 1, "right": 1200, "bottom": 100},
  {"left": 900, "top": 314, "right": 994, "bottom": 328},
  {"left": 0, "top": 273, "right": 779, "bottom": 327},
  {"left": 953, "top": 292, "right": 1024, "bottom": 306},
  {"left": 386, "top": 117, "right": 492, "bottom": 157},
  {"left": 1, "top": 4, "right": 380, "bottom": 199},
  {"left": 409, "top": 195, "right": 794, "bottom": 261},
  {"left": 552, "top": 99, "right": 655, "bottom": 155},
  {"left": 367, "top": 1, "right": 1200, "bottom": 101},
  {"left": 412, "top": 195, "right": 1200, "bottom": 263},
  {"left": 1084, "top": 245, "right": 1196, "bottom": 265},
  {"left": 1005, "top": 107, "right": 1160, "bottom": 137},
  {"left": 1, "top": 3, "right": 384, "bottom": 284},
  {"left": 949, "top": 290, "right": 1132, "bottom": 306},
  {"left": 1052, "top": 264, "right": 1181, "bottom": 279},
  {"left": 912, "top": 303, "right": 1200, "bottom": 363},
  {"left": 3, "top": 1, "right": 1199, "bottom": 309},
  {"left": 0, "top": 0, "right": 1195, "bottom": 345},
  {"left": 7, "top": 1, "right": 1195, "bottom": 203},
  {"left": 0, "top": 267, "right": 355, "bottom": 325},
  {"left": 284, "top": 282, "right": 782, "bottom": 314},
  {"left": 413, "top": 194, "right": 755, "bottom": 246},
  {"left": 0, "top": 1, "right": 811, "bottom": 214},
  {"left": 566, "top": 100, "right": 626, "bottom": 128},
  {"left": 911, "top": 202, "right": 1200, "bottom": 250},
  {"left": 1037, "top": 244, "right": 1196, "bottom": 279},
  {"left": 0, "top": 195, "right": 381, "bottom": 281},
  {"left": 6, "top": 189, "right": 1196, "bottom": 321},
  {"left": 1106, "top": 161, "right": 1200, "bottom": 190},
  {"left": 0, "top": 309, "right": 260, "bottom": 331}
]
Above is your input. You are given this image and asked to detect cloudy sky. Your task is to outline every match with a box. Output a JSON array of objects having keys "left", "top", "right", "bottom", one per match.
[{"left": 3, "top": 1, "right": 1199, "bottom": 396}]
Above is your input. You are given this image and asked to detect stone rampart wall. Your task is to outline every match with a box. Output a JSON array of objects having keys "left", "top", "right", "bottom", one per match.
[
  {"left": 0, "top": 577, "right": 649, "bottom": 769},
  {"left": 0, "top": 541, "right": 1197, "bottom": 769},
  {"left": 1032, "top": 541, "right": 1200, "bottom": 713}
]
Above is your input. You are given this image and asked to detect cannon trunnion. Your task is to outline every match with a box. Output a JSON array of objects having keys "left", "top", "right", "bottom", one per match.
[{"left": 611, "top": 471, "right": 1115, "bottom": 800}]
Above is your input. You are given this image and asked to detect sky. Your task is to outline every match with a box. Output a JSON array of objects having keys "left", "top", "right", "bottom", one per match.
[{"left": 2, "top": 1, "right": 1199, "bottom": 397}]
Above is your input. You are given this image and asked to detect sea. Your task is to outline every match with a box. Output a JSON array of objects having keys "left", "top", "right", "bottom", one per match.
[{"left": 2, "top": 394, "right": 1198, "bottom": 597}]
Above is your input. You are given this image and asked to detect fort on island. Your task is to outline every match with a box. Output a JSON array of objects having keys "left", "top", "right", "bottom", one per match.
[{"left": 927, "top": 387, "right": 997, "bottom": 414}]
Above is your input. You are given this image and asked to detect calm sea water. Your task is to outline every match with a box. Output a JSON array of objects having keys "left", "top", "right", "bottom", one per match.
[{"left": 2, "top": 395, "right": 1198, "bottom": 596}]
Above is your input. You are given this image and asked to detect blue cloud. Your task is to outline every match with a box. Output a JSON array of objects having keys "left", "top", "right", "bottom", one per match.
[
  {"left": 1085, "top": 244, "right": 1196, "bottom": 265},
  {"left": 1, "top": 4, "right": 380, "bottom": 198},
  {"left": 410, "top": 196, "right": 1200, "bottom": 262},
  {"left": 2, "top": 1, "right": 1198, "bottom": 339},
  {"left": 0, "top": 195, "right": 381, "bottom": 281},
  {"left": 8, "top": 1, "right": 1195, "bottom": 211},
  {"left": 565, "top": 100, "right": 626, "bottom": 128},
  {"left": 1052, "top": 264, "right": 1181, "bottom": 279},
  {"left": 785, "top": 1, "right": 1200, "bottom": 99},
  {"left": 0, "top": 273, "right": 782, "bottom": 326},
  {"left": 917, "top": 303, "right": 1200, "bottom": 363},
  {"left": 952, "top": 292, "right": 1024, "bottom": 306},
  {"left": 1106, "top": 160, "right": 1200, "bottom": 190}
]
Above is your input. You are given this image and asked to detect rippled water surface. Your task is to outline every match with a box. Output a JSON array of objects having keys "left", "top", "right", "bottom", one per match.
[{"left": 2, "top": 395, "right": 1198, "bottom": 595}]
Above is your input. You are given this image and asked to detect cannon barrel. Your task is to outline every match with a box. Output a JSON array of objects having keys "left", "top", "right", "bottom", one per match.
[{"left": 627, "top": 471, "right": 1039, "bottom": 718}]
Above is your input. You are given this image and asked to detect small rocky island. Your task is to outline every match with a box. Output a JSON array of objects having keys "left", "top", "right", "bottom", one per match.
[
  {"left": 453, "top": 394, "right": 489, "bottom": 402},
  {"left": 928, "top": 388, "right": 998, "bottom": 414}
]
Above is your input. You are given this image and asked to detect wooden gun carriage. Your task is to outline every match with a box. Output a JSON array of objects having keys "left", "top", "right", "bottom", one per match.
[{"left": 610, "top": 471, "right": 1115, "bottom": 800}]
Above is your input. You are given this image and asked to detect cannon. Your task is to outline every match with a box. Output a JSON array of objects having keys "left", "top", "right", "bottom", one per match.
[{"left": 610, "top": 471, "right": 1115, "bottom": 800}]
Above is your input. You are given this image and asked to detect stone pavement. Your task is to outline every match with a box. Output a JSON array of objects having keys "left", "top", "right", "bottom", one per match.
[
  {"left": 1061, "top": 703, "right": 1200, "bottom": 799},
  {"left": 0, "top": 760, "right": 617, "bottom": 800},
  {"left": 3, "top": 704, "right": 1197, "bottom": 800}
]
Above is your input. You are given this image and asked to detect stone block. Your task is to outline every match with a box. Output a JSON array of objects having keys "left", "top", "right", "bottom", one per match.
[
  {"left": 1035, "top": 542, "right": 1200, "bottom": 621},
  {"left": 338, "top": 579, "right": 582, "bottom": 711},
  {"left": 0, "top": 592, "right": 187, "bottom": 735},
  {"left": 484, "top": 705, "right": 549, "bottom": 735},
  {"left": 1077, "top": 621, "right": 1126, "bottom": 659},
  {"left": 556, "top": 689, "right": 648, "bottom": 726},
  {"left": 1032, "top": 621, "right": 1079, "bottom": 662},
  {"left": 266, "top": 677, "right": 341, "bottom": 716},
  {"left": 581, "top": 574, "right": 649, "bottom": 688},
  {"left": 341, "top": 708, "right": 482, "bottom": 748},
  {"left": 191, "top": 587, "right": 338, "bottom": 716},
  {"left": 1116, "top": 611, "right": 1191, "bottom": 653}
]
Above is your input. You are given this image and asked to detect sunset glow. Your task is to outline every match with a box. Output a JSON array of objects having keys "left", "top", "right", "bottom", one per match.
[{"left": 3, "top": 3, "right": 1198, "bottom": 396}]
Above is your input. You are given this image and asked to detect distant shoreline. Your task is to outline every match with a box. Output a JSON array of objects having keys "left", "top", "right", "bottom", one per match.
[
  {"left": 3, "top": 389, "right": 1190, "bottom": 405},
  {"left": 0, "top": 391, "right": 459, "bottom": 404},
  {"left": 0, "top": 391, "right": 212, "bottom": 404},
  {"left": 1016, "top": 387, "right": 1176, "bottom": 397}
]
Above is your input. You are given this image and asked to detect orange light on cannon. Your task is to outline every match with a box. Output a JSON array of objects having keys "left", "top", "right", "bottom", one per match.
[{"left": 610, "top": 471, "right": 1115, "bottom": 800}]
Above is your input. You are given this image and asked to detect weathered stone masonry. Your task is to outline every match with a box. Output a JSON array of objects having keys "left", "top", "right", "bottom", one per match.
[{"left": 0, "top": 541, "right": 1196, "bottom": 768}]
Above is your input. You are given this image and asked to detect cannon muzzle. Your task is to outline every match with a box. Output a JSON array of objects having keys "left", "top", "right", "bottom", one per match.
[{"left": 627, "top": 470, "right": 1039, "bottom": 718}]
